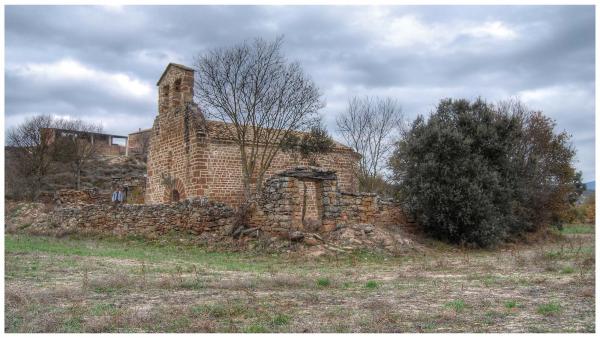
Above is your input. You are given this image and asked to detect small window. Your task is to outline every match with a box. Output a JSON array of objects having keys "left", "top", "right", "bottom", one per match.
[{"left": 173, "top": 79, "right": 181, "bottom": 92}]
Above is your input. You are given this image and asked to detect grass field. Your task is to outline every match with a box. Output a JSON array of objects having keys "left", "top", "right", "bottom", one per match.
[{"left": 4, "top": 224, "right": 595, "bottom": 333}]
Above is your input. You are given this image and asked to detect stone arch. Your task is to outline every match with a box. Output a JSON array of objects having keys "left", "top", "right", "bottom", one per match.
[
  {"left": 163, "top": 177, "right": 186, "bottom": 203},
  {"left": 172, "top": 189, "right": 180, "bottom": 202}
]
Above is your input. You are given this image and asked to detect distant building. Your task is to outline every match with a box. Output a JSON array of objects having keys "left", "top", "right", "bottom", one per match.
[
  {"left": 126, "top": 128, "right": 152, "bottom": 159},
  {"left": 41, "top": 128, "right": 128, "bottom": 156}
]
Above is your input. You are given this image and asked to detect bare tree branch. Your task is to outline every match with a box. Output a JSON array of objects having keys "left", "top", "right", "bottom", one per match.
[
  {"left": 51, "top": 119, "right": 104, "bottom": 190},
  {"left": 6, "top": 115, "right": 57, "bottom": 200},
  {"left": 336, "top": 96, "right": 404, "bottom": 192}
]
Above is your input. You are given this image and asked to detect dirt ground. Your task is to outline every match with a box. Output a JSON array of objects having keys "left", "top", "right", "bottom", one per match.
[{"left": 4, "top": 224, "right": 595, "bottom": 333}]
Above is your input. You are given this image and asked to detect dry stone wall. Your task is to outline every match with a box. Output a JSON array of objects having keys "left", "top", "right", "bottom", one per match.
[
  {"left": 52, "top": 189, "right": 103, "bottom": 205},
  {"left": 45, "top": 198, "right": 236, "bottom": 240},
  {"left": 40, "top": 169, "right": 408, "bottom": 244},
  {"left": 336, "top": 192, "right": 407, "bottom": 227}
]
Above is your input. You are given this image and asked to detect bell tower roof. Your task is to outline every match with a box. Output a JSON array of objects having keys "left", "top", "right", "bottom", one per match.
[{"left": 156, "top": 63, "right": 194, "bottom": 86}]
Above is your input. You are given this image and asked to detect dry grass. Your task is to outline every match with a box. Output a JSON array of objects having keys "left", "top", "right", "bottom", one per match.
[{"left": 4, "top": 224, "right": 595, "bottom": 333}]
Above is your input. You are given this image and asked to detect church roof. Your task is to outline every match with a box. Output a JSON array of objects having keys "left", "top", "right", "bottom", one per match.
[{"left": 201, "top": 119, "right": 357, "bottom": 154}]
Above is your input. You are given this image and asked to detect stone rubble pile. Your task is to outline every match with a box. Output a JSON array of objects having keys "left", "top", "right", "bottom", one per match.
[{"left": 5, "top": 202, "right": 50, "bottom": 233}]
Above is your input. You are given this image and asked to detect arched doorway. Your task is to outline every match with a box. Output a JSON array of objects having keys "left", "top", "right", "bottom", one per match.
[
  {"left": 172, "top": 189, "right": 180, "bottom": 202},
  {"left": 162, "top": 177, "right": 186, "bottom": 203}
]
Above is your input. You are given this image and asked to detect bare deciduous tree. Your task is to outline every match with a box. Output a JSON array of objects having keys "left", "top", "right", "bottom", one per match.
[
  {"left": 194, "top": 36, "right": 323, "bottom": 200},
  {"left": 52, "top": 119, "right": 104, "bottom": 190},
  {"left": 336, "top": 96, "right": 404, "bottom": 192},
  {"left": 6, "top": 115, "right": 57, "bottom": 200}
]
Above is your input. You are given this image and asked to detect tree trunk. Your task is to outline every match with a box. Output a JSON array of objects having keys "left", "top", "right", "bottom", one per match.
[{"left": 76, "top": 165, "right": 81, "bottom": 190}]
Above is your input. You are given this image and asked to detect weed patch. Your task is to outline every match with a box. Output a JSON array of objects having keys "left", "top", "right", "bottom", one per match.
[
  {"left": 560, "top": 266, "right": 575, "bottom": 274},
  {"left": 365, "top": 280, "right": 379, "bottom": 289},
  {"left": 504, "top": 300, "right": 522, "bottom": 309},
  {"left": 444, "top": 300, "right": 466, "bottom": 312},
  {"left": 561, "top": 225, "right": 594, "bottom": 235},
  {"left": 316, "top": 277, "right": 331, "bottom": 287},
  {"left": 90, "top": 303, "right": 118, "bottom": 316},
  {"left": 4, "top": 231, "right": 594, "bottom": 333},
  {"left": 244, "top": 323, "right": 268, "bottom": 333},
  {"left": 272, "top": 313, "right": 290, "bottom": 326},
  {"left": 537, "top": 302, "right": 562, "bottom": 316}
]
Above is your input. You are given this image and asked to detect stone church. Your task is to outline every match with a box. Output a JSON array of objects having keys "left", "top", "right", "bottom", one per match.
[{"left": 145, "top": 63, "right": 361, "bottom": 207}]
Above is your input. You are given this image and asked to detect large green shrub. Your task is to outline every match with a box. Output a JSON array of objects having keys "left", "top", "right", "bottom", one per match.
[{"left": 390, "top": 98, "right": 579, "bottom": 247}]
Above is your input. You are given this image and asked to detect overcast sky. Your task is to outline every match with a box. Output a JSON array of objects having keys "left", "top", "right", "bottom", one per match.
[{"left": 4, "top": 5, "right": 595, "bottom": 181}]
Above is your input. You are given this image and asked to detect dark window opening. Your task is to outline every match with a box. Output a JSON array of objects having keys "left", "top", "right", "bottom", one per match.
[{"left": 172, "top": 189, "right": 180, "bottom": 202}]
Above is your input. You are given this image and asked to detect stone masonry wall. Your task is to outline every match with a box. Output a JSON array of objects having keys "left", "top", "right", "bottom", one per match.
[
  {"left": 46, "top": 198, "right": 235, "bottom": 240},
  {"left": 146, "top": 119, "right": 359, "bottom": 207},
  {"left": 127, "top": 128, "right": 152, "bottom": 158},
  {"left": 336, "top": 192, "right": 407, "bottom": 227},
  {"left": 196, "top": 141, "right": 359, "bottom": 207}
]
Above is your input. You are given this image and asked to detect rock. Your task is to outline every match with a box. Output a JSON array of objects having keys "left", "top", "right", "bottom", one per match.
[
  {"left": 324, "top": 245, "right": 346, "bottom": 253},
  {"left": 231, "top": 226, "right": 244, "bottom": 238},
  {"left": 222, "top": 223, "right": 234, "bottom": 235},
  {"left": 349, "top": 238, "right": 362, "bottom": 245},
  {"left": 307, "top": 249, "right": 326, "bottom": 257},
  {"left": 335, "top": 223, "right": 347, "bottom": 230},
  {"left": 289, "top": 231, "right": 304, "bottom": 241},
  {"left": 358, "top": 223, "right": 374, "bottom": 233},
  {"left": 304, "top": 237, "right": 319, "bottom": 246},
  {"left": 242, "top": 228, "right": 260, "bottom": 237},
  {"left": 241, "top": 227, "right": 258, "bottom": 235}
]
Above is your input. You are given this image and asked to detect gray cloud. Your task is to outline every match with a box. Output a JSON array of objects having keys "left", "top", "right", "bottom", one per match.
[{"left": 4, "top": 5, "right": 595, "bottom": 181}]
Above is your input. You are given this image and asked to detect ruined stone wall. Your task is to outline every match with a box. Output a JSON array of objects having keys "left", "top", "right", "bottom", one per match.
[
  {"left": 95, "top": 143, "right": 126, "bottom": 156},
  {"left": 336, "top": 192, "right": 408, "bottom": 227},
  {"left": 46, "top": 198, "right": 235, "bottom": 240},
  {"left": 52, "top": 189, "right": 103, "bottom": 205},
  {"left": 251, "top": 173, "right": 340, "bottom": 234},
  {"left": 127, "top": 129, "right": 152, "bottom": 158},
  {"left": 251, "top": 167, "right": 409, "bottom": 237}
]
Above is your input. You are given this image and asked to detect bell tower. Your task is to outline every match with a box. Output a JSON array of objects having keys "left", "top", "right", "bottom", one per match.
[{"left": 156, "top": 63, "right": 195, "bottom": 115}]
